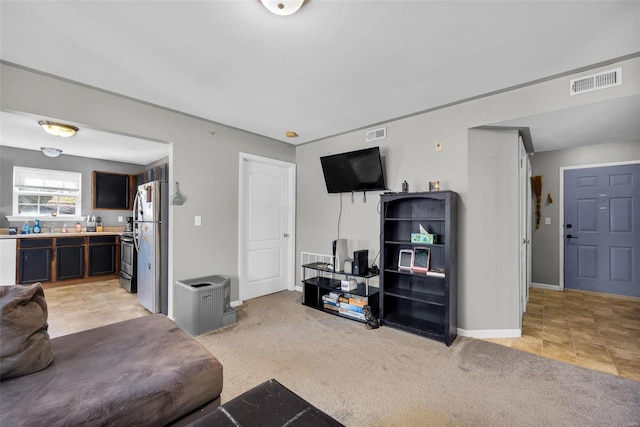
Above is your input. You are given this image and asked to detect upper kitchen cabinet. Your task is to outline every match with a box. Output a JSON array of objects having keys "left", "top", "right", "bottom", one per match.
[
  {"left": 136, "top": 163, "right": 169, "bottom": 185},
  {"left": 92, "top": 171, "right": 133, "bottom": 210}
]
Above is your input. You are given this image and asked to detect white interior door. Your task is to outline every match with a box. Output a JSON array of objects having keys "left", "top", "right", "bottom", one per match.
[
  {"left": 526, "top": 151, "right": 533, "bottom": 303},
  {"left": 239, "top": 154, "right": 295, "bottom": 302},
  {"left": 518, "top": 136, "right": 529, "bottom": 324}
]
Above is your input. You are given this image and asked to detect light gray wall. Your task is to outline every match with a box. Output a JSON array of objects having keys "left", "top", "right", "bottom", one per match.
[
  {"left": 0, "top": 145, "right": 143, "bottom": 228},
  {"left": 467, "top": 129, "right": 521, "bottom": 330},
  {"left": 3, "top": 55, "right": 638, "bottom": 333},
  {"left": 529, "top": 141, "right": 640, "bottom": 286},
  {"left": 1, "top": 63, "right": 296, "bottom": 307},
  {"left": 296, "top": 56, "right": 640, "bottom": 333}
]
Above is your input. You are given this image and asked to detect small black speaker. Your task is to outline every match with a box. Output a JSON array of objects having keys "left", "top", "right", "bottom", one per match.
[{"left": 353, "top": 250, "right": 368, "bottom": 276}]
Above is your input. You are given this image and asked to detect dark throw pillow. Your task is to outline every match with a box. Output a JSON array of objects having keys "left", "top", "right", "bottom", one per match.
[{"left": 0, "top": 283, "right": 54, "bottom": 380}]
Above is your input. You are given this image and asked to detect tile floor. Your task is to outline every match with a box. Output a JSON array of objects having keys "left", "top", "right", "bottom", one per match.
[
  {"left": 44, "top": 281, "right": 639, "bottom": 382},
  {"left": 485, "top": 287, "right": 640, "bottom": 382}
]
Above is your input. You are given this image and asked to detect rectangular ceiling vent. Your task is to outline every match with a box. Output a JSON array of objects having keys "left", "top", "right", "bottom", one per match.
[
  {"left": 570, "top": 67, "right": 622, "bottom": 96},
  {"left": 366, "top": 127, "right": 386, "bottom": 142}
]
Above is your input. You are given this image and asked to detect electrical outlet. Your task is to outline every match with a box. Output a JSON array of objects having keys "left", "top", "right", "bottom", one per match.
[
  {"left": 117, "top": 216, "right": 123, "bottom": 223},
  {"left": 195, "top": 216, "right": 202, "bottom": 226},
  {"left": 435, "top": 141, "right": 443, "bottom": 152},
  {"left": 545, "top": 217, "right": 551, "bottom": 225}
]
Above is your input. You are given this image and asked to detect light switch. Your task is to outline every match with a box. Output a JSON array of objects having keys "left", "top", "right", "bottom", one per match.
[
  {"left": 195, "top": 216, "right": 202, "bottom": 226},
  {"left": 545, "top": 217, "right": 551, "bottom": 225},
  {"left": 118, "top": 216, "right": 123, "bottom": 223}
]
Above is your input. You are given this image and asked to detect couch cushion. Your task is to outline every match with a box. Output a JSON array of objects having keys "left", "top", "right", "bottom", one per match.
[
  {"left": 0, "top": 283, "right": 54, "bottom": 380},
  {"left": 0, "top": 314, "right": 223, "bottom": 427}
]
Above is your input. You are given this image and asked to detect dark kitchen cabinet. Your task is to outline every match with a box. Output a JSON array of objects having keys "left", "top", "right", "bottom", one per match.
[
  {"left": 136, "top": 163, "right": 168, "bottom": 185},
  {"left": 18, "top": 239, "right": 53, "bottom": 284},
  {"left": 56, "top": 237, "right": 85, "bottom": 280},
  {"left": 93, "top": 171, "right": 132, "bottom": 210},
  {"left": 88, "top": 236, "right": 117, "bottom": 276}
]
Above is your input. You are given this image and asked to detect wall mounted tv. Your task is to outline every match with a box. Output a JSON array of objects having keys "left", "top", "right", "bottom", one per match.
[{"left": 320, "top": 147, "right": 386, "bottom": 193}]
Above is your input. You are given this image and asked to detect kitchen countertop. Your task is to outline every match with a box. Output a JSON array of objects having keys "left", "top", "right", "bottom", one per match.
[{"left": 0, "top": 231, "right": 125, "bottom": 240}]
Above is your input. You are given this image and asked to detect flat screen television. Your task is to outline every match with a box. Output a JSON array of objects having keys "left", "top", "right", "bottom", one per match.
[{"left": 320, "top": 147, "right": 386, "bottom": 193}]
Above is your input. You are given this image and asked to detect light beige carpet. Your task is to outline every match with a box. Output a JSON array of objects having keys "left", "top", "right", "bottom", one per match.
[{"left": 195, "top": 290, "right": 640, "bottom": 426}]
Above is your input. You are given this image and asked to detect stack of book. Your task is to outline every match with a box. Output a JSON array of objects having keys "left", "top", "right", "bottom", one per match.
[
  {"left": 322, "top": 291, "right": 341, "bottom": 312},
  {"left": 322, "top": 291, "right": 367, "bottom": 321}
]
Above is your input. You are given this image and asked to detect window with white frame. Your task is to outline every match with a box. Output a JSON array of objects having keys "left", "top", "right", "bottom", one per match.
[{"left": 13, "top": 167, "right": 82, "bottom": 217}]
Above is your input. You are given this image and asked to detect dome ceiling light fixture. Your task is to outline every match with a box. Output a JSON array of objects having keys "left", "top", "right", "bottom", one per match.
[
  {"left": 38, "top": 120, "right": 79, "bottom": 137},
  {"left": 260, "top": 0, "right": 307, "bottom": 16},
  {"left": 40, "top": 147, "right": 63, "bottom": 158},
  {"left": 285, "top": 131, "right": 299, "bottom": 138}
]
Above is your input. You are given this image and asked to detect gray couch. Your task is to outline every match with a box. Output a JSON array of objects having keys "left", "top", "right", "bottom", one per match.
[{"left": 0, "top": 313, "right": 223, "bottom": 426}]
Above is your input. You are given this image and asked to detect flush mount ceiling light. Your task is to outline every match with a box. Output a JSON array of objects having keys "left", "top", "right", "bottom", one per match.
[
  {"left": 40, "top": 147, "right": 63, "bottom": 158},
  {"left": 260, "top": 0, "right": 306, "bottom": 16},
  {"left": 285, "top": 131, "right": 299, "bottom": 138},
  {"left": 38, "top": 120, "right": 79, "bottom": 137}
]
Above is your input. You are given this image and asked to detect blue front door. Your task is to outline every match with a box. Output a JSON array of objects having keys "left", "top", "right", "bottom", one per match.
[{"left": 564, "top": 163, "right": 640, "bottom": 297}]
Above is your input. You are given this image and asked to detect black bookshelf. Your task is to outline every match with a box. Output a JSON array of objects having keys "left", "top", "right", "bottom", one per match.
[{"left": 379, "top": 191, "right": 458, "bottom": 346}]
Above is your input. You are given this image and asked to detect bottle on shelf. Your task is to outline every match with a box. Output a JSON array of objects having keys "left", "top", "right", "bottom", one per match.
[
  {"left": 21, "top": 221, "right": 30, "bottom": 234},
  {"left": 62, "top": 223, "right": 68, "bottom": 233},
  {"left": 75, "top": 222, "right": 82, "bottom": 232},
  {"left": 32, "top": 219, "right": 42, "bottom": 234}
]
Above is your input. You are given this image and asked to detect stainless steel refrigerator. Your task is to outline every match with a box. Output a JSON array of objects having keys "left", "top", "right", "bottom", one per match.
[{"left": 133, "top": 180, "right": 168, "bottom": 314}]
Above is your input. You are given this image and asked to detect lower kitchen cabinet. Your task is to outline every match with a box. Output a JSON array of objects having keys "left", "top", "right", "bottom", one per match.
[
  {"left": 88, "top": 236, "right": 116, "bottom": 276},
  {"left": 13, "top": 234, "right": 119, "bottom": 284},
  {"left": 56, "top": 237, "right": 85, "bottom": 280},
  {"left": 18, "top": 239, "right": 53, "bottom": 284}
]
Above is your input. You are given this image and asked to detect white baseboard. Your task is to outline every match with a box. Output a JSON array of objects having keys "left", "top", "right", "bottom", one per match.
[
  {"left": 531, "top": 282, "right": 561, "bottom": 291},
  {"left": 457, "top": 328, "right": 521, "bottom": 339},
  {"left": 232, "top": 287, "right": 301, "bottom": 308}
]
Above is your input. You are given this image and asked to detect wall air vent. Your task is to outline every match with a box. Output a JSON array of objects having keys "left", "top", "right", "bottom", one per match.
[
  {"left": 366, "top": 127, "right": 386, "bottom": 142},
  {"left": 570, "top": 67, "right": 622, "bottom": 96}
]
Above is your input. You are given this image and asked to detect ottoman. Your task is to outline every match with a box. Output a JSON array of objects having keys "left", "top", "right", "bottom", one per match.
[{"left": 188, "top": 379, "right": 343, "bottom": 427}]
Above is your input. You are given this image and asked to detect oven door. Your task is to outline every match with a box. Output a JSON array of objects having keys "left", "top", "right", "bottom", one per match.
[{"left": 120, "top": 239, "right": 135, "bottom": 277}]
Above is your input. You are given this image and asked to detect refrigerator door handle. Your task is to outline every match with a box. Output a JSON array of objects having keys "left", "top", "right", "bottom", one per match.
[
  {"left": 133, "top": 191, "right": 141, "bottom": 253},
  {"left": 134, "top": 224, "right": 141, "bottom": 253},
  {"left": 133, "top": 190, "right": 139, "bottom": 220}
]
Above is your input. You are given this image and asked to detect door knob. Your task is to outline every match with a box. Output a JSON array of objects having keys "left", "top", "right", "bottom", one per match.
[
  {"left": 566, "top": 234, "right": 578, "bottom": 239},
  {"left": 283, "top": 233, "right": 290, "bottom": 237}
]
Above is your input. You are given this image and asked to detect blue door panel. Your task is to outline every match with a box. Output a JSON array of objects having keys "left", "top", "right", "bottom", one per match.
[{"left": 564, "top": 163, "right": 639, "bottom": 297}]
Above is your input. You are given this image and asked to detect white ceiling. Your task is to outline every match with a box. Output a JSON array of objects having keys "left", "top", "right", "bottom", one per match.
[
  {"left": 0, "top": 111, "right": 169, "bottom": 165},
  {"left": 1, "top": 0, "right": 639, "bottom": 160},
  {"left": 494, "top": 95, "right": 640, "bottom": 153}
]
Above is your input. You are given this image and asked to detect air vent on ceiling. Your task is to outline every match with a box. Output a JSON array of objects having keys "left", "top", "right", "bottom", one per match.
[
  {"left": 570, "top": 67, "right": 622, "bottom": 96},
  {"left": 366, "top": 127, "right": 386, "bottom": 142}
]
